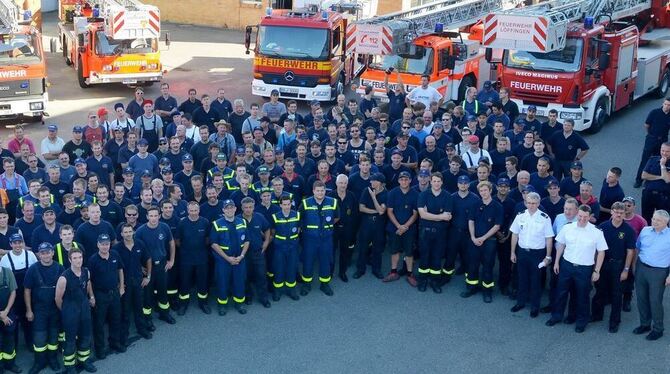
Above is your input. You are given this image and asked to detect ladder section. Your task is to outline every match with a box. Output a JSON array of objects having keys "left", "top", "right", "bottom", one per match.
[
  {"left": 483, "top": 0, "right": 652, "bottom": 52},
  {"left": 348, "top": 0, "right": 521, "bottom": 55},
  {"left": 91, "top": 0, "right": 161, "bottom": 40},
  {"left": 0, "top": 0, "right": 19, "bottom": 34}
]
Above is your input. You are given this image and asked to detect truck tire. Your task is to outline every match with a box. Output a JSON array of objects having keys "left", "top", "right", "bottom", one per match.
[
  {"left": 586, "top": 97, "right": 608, "bottom": 134},
  {"left": 77, "top": 64, "right": 90, "bottom": 89},
  {"left": 655, "top": 69, "right": 669, "bottom": 98},
  {"left": 457, "top": 75, "right": 475, "bottom": 103}
]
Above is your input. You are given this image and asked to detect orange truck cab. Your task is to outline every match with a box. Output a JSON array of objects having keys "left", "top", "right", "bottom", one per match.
[
  {"left": 356, "top": 25, "right": 492, "bottom": 104},
  {"left": 247, "top": 7, "right": 364, "bottom": 102},
  {"left": 0, "top": 2, "right": 47, "bottom": 121},
  {"left": 58, "top": 0, "right": 162, "bottom": 88}
]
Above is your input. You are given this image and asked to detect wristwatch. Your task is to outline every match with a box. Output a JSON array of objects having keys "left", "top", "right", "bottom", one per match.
[{"left": 545, "top": 256, "right": 552, "bottom": 261}]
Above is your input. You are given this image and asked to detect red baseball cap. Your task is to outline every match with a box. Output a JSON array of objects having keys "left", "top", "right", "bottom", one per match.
[
  {"left": 97, "top": 107, "right": 108, "bottom": 117},
  {"left": 468, "top": 135, "right": 479, "bottom": 143}
]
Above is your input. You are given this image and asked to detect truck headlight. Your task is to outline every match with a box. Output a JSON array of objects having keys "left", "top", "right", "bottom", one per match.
[
  {"left": 253, "top": 85, "right": 266, "bottom": 92},
  {"left": 148, "top": 63, "right": 158, "bottom": 70}
]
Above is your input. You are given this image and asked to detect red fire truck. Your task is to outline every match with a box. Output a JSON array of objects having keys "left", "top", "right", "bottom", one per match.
[{"left": 483, "top": 0, "right": 670, "bottom": 133}]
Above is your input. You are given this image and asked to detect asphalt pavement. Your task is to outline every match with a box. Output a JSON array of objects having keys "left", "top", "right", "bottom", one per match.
[{"left": 2, "top": 11, "right": 668, "bottom": 374}]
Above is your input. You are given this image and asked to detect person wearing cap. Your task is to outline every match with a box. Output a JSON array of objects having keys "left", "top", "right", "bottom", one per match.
[
  {"left": 40, "top": 124, "right": 65, "bottom": 167},
  {"left": 510, "top": 191, "right": 554, "bottom": 317},
  {"left": 136, "top": 99, "right": 164, "bottom": 153},
  {"left": 128, "top": 138, "right": 159, "bottom": 182},
  {"left": 519, "top": 105, "right": 542, "bottom": 136},
  {"left": 463, "top": 181, "right": 503, "bottom": 302},
  {"left": 547, "top": 119, "right": 589, "bottom": 180},
  {"left": 62, "top": 126, "right": 92, "bottom": 166},
  {"left": 0, "top": 208, "right": 19, "bottom": 256},
  {"left": 540, "top": 179, "right": 565, "bottom": 222},
  {"left": 415, "top": 172, "right": 452, "bottom": 292},
  {"left": 558, "top": 160, "right": 585, "bottom": 199},
  {"left": 477, "top": 80, "right": 500, "bottom": 108},
  {"left": 442, "top": 173, "right": 479, "bottom": 282},
  {"left": 640, "top": 142, "right": 670, "bottom": 222},
  {"left": 0, "top": 254, "right": 19, "bottom": 373},
  {"left": 134, "top": 206, "right": 176, "bottom": 326},
  {"left": 503, "top": 118, "right": 526, "bottom": 151},
  {"left": 209, "top": 120, "right": 235, "bottom": 161},
  {"left": 353, "top": 173, "right": 387, "bottom": 280},
  {"left": 87, "top": 233, "right": 124, "bottom": 358},
  {"left": 632, "top": 209, "right": 670, "bottom": 341},
  {"left": 300, "top": 181, "right": 339, "bottom": 296},
  {"left": 210, "top": 199, "right": 249, "bottom": 315},
  {"left": 54, "top": 246, "right": 96, "bottom": 373},
  {"left": 25, "top": 241, "right": 64, "bottom": 373},
  {"left": 174, "top": 154, "right": 196, "bottom": 198},
  {"left": 261, "top": 90, "right": 287, "bottom": 124},
  {"left": 206, "top": 153, "right": 233, "bottom": 184},
  {"left": 547, "top": 204, "right": 607, "bottom": 333},
  {"left": 110, "top": 102, "right": 137, "bottom": 136},
  {"left": 461, "top": 135, "right": 491, "bottom": 173},
  {"left": 589, "top": 202, "right": 635, "bottom": 333},
  {"left": 31, "top": 205, "right": 61, "bottom": 248},
  {"left": 598, "top": 167, "right": 625, "bottom": 224},
  {"left": 383, "top": 170, "right": 419, "bottom": 284}
]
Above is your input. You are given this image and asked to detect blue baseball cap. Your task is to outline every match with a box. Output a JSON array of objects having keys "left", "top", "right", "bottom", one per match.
[
  {"left": 527, "top": 105, "right": 537, "bottom": 112},
  {"left": 216, "top": 153, "right": 227, "bottom": 161},
  {"left": 257, "top": 165, "right": 270, "bottom": 174},
  {"left": 236, "top": 146, "right": 246, "bottom": 154},
  {"left": 47, "top": 124, "right": 58, "bottom": 132},
  {"left": 467, "top": 115, "right": 477, "bottom": 122},
  {"left": 97, "top": 234, "right": 111, "bottom": 243},
  {"left": 9, "top": 233, "right": 23, "bottom": 243},
  {"left": 72, "top": 125, "right": 83, "bottom": 133},
  {"left": 222, "top": 199, "right": 235, "bottom": 208},
  {"left": 457, "top": 175, "right": 470, "bottom": 184},
  {"left": 37, "top": 242, "right": 54, "bottom": 252},
  {"left": 418, "top": 169, "right": 430, "bottom": 178},
  {"left": 161, "top": 167, "right": 172, "bottom": 174},
  {"left": 182, "top": 153, "right": 193, "bottom": 162},
  {"left": 123, "top": 167, "right": 134, "bottom": 175},
  {"left": 497, "top": 177, "right": 510, "bottom": 187},
  {"left": 398, "top": 171, "right": 412, "bottom": 180},
  {"left": 74, "top": 158, "right": 86, "bottom": 166},
  {"left": 570, "top": 161, "right": 583, "bottom": 169},
  {"left": 522, "top": 185, "right": 536, "bottom": 193},
  {"left": 546, "top": 179, "right": 559, "bottom": 189},
  {"left": 138, "top": 138, "right": 149, "bottom": 146},
  {"left": 141, "top": 170, "right": 152, "bottom": 178},
  {"left": 370, "top": 173, "right": 386, "bottom": 183}
]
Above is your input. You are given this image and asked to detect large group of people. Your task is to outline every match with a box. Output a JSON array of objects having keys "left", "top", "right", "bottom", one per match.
[{"left": 0, "top": 72, "right": 667, "bottom": 373}]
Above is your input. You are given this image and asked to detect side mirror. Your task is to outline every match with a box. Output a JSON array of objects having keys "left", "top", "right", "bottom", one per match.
[
  {"left": 164, "top": 32, "right": 171, "bottom": 47},
  {"left": 598, "top": 54, "right": 610, "bottom": 70},
  {"left": 244, "top": 26, "right": 252, "bottom": 55},
  {"left": 485, "top": 48, "right": 493, "bottom": 63},
  {"left": 444, "top": 55, "right": 456, "bottom": 70}
]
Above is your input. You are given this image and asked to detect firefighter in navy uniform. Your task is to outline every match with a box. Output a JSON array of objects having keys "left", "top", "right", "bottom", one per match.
[
  {"left": 210, "top": 200, "right": 249, "bottom": 316},
  {"left": 353, "top": 173, "right": 387, "bottom": 280},
  {"left": 0, "top": 262, "right": 19, "bottom": 374},
  {"left": 462, "top": 181, "right": 503, "bottom": 303},
  {"left": 240, "top": 197, "right": 272, "bottom": 308},
  {"left": 55, "top": 248, "right": 96, "bottom": 374},
  {"left": 25, "top": 242, "right": 64, "bottom": 374},
  {"left": 443, "top": 175, "right": 479, "bottom": 284},
  {"left": 329, "top": 174, "right": 357, "bottom": 282},
  {"left": 175, "top": 202, "right": 211, "bottom": 316},
  {"left": 300, "top": 181, "right": 339, "bottom": 296},
  {"left": 417, "top": 172, "right": 453, "bottom": 293},
  {"left": 271, "top": 195, "right": 301, "bottom": 301}
]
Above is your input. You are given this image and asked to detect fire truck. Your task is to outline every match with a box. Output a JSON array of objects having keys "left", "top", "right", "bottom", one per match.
[
  {"left": 483, "top": 0, "right": 670, "bottom": 133},
  {"left": 58, "top": 0, "right": 163, "bottom": 88},
  {"left": 349, "top": 0, "right": 522, "bottom": 103},
  {"left": 245, "top": 1, "right": 376, "bottom": 102},
  {"left": 0, "top": 0, "right": 47, "bottom": 121}
]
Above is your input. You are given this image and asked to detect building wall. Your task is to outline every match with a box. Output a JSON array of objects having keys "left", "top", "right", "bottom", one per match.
[{"left": 142, "top": 0, "right": 403, "bottom": 30}]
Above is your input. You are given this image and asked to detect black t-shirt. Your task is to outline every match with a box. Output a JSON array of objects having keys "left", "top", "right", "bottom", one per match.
[
  {"left": 599, "top": 220, "right": 636, "bottom": 261},
  {"left": 134, "top": 222, "right": 173, "bottom": 262},
  {"left": 418, "top": 189, "right": 453, "bottom": 228},
  {"left": 113, "top": 241, "right": 150, "bottom": 281},
  {"left": 176, "top": 216, "right": 210, "bottom": 266},
  {"left": 74, "top": 221, "right": 116, "bottom": 264},
  {"left": 99, "top": 201, "right": 124, "bottom": 228},
  {"left": 88, "top": 250, "right": 123, "bottom": 291}
]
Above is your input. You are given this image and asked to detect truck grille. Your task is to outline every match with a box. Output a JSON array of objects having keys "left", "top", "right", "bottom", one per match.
[
  {"left": 514, "top": 91, "right": 560, "bottom": 103},
  {"left": 0, "top": 79, "right": 43, "bottom": 99},
  {"left": 262, "top": 74, "right": 318, "bottom": 88}
]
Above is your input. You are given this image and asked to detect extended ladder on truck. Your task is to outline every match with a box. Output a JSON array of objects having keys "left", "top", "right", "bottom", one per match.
[
  {"left": 0, "top": 0, "right": 22, "bottom": 34},
  {"left": 483, "top": 0, "right": 653, "bottom": 52},
  {"left": 347, "top": 0, "right": 523, "bottom": 55}
]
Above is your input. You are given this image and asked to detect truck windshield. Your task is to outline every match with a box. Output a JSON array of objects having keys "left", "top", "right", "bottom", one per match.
[
  {"left": 503, "top": 38, "right": 583, "bottom": 73},
  {"left": 369, "top": 47, "right": 434, "bottom": 75},
  {"left": 95, "top": 31, "right": 156, "bottom": 56},
  {"left": 258, "top": 26, "right": 328, "bottom": 60},
  {"left": 0, "top": 34, "right": 41, "bottom": 64}
]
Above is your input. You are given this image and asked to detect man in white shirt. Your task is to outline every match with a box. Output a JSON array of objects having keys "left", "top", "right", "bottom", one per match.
[
  {"left": 461, "top": 135, "right": 491, "bottom": 172},
  {"left": 546, "top": 204, "right": 607, "bottom": 333},
  {"left": 40, "top": 125, "right": 65, "bottom": 167},
  {"left": 510, "top": 192, "right": 554, "bottom": 317},
  {"left": 0, "top": 233, "right": 37, "bottom": 270},
  {"left": 406, "top": 74, "right": 443, "bottom": 108}
]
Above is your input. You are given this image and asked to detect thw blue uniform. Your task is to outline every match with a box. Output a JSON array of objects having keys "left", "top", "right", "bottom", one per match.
[
  {"left": 271, "top": 210, "right": 301, "bottom": 293},
  {"left": 300, "top": 196, "right": 339, "bottom": 285},
  {"left": 210, "top": 217, "right": 248, "bottom": 307}
]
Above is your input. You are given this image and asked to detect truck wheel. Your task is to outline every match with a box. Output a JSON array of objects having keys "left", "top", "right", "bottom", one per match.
[
  {"left": 77, "top": 64, "right": 90, "bottom": 89},
  {"left": 586, "top": 97, "right": 608, "bottom": 134},
  {"left": 655, "top": 69, "right": 669, "bottom": 98},
  {"left": 457, "top": 75, "right": 475, "bottom": 103}
]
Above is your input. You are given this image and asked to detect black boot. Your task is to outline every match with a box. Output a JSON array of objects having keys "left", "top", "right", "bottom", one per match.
[
  {"left": 29, "top": 352, "right": 47, "bottom": 374},
  {"left": 287, "top": 288, "right": 300, "bottom": 301},
  {"left": 47, "top": 350, "right": 61, "bottom": 372},
  {"left": 199, "top": 301, "right": 211, "bottom": 315},
  {"left": 300, "top": 283, "right": 311, "bottom": 296}
]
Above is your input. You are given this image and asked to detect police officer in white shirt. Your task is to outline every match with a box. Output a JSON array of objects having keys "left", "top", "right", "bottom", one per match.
[
  {"left": 510, "top": 192, "right": 554, "bottom": 317},
  {"left": 546, "top": 204, "right": 607, "bottom": 333}
]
